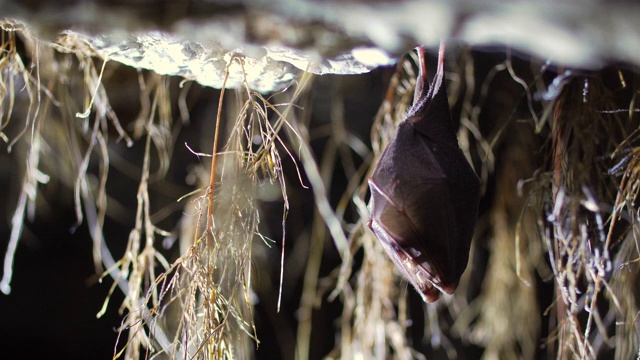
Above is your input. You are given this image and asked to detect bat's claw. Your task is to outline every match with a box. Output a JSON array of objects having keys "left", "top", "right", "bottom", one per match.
[{"left": 409, "top": 41, "right": 446, "bottom": 120}]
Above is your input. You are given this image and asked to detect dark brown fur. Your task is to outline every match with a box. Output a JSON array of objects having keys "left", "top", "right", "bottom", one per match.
[{"left": 368, "top": 43, "right": 481, "bottom": 302}]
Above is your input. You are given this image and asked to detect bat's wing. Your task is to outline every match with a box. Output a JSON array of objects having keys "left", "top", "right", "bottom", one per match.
[
  {"left": 368, "top": 122, "right": 460, "bottom": 301},
  {"left": 368, "top": 42, "right": 480, "bottom": 302}
]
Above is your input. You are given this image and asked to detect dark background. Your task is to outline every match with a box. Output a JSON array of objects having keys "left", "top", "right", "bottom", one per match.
[{"left": 0, "top": 38, "right": 637, "bottom": 359}]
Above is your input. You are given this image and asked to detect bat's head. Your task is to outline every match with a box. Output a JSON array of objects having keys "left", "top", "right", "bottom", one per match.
[
  {"left": 368, "top": 221, "right": 458, "bottom": 302},
  {"left": 368, "top": 215, "right": 457, "bottom": 302},
  {"left": 367, "top": 174, "right": 461, "bottom": 303}
]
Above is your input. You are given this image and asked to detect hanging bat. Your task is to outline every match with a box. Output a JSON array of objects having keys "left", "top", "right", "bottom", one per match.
[{"left": 368, "top": 43, "right": 481, "bottom": 302}]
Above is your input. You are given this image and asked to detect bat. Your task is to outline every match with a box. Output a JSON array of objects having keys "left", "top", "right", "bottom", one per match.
[{"left": 368, "top": 42, "right": 481, "bottom": 302}]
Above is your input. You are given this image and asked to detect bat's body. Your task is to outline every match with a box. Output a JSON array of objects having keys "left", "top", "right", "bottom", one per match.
[{"left": 368, "top": 43, "right": 481, "bottom": 302}]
